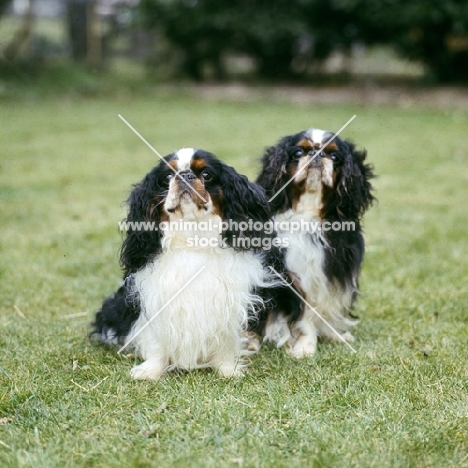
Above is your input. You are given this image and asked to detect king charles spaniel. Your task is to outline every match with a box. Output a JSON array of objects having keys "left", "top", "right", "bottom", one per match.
[
  {"left": 91, "top": 148, "right": 277, "bottom": 380},
  {"left": 255, "top": 129, "right": 375, "bottom": 358}
]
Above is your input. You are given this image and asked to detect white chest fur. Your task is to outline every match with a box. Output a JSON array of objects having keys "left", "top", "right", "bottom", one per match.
[
  {"left": 275, "top": 209, "right": 327, "bottom": 302},
  {"left": 127, "top": 244, "right": 266, "bottom": 376},
  {"left": 274, "top": 210, "right": 355, "bottom": 340}
]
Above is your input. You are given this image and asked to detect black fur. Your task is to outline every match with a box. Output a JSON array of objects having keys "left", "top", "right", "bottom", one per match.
[
  {"left": 91, "top": 278, "right": 139, "bottom": 345},
  {"left": 256, "top": 132, "right": 309, "bottom": 214},
  {"left": 321, "top": 138, "right": 374, "bottom": 221},
  {"left": 249, "top": 245, "right": 302, "bottom": 335},
  {"left": 120, "top": 165, "right": 166, "bottom": 276},
  {"left": 218, "top": 164, "right": 272, "bottom": 248}
]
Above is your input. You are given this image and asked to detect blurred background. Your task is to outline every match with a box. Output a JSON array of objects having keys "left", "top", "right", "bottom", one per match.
[{"left": 1, "top": 0, "right": 468, "bottom": 89}]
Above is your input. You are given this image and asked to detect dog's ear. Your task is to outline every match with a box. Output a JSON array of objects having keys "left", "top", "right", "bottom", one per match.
[
  {"left": 335, "top": 143, "right": 375, "bottom": 219},
  {"left": 120, "top": 170, "right": 163, "bottom": 276},
  {"left": 256, "top": 137, "right": 296, "bottom": 213},
  {"left": 219, "top": 164, "right": 272, "bottom": 249}
]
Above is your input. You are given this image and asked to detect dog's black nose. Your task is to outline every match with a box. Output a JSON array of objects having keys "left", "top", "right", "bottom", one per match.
[
  {"left": 178, "top": 171, "right": 195, "bottom": 182},
  {"left": 309, "top": 151, "right": 323, "bottom": 167}
]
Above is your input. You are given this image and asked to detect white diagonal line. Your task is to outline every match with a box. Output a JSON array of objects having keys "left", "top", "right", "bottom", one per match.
[
  {"left": 118, "top": 114, "right": 207, "bottom": 204},
  {"left": 269, "top": 114, "right": 357, "bottom": 203},
  {"left": 118, "top": 266, "right": 206, "bottom": 354},
  {"left": 269, "top": 266, "right": 357, "bottom": 353}
]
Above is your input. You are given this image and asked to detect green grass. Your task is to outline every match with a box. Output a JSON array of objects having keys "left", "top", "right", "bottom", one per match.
[{"left": 1, "top": 87, "right": 468, "bottom": 468}]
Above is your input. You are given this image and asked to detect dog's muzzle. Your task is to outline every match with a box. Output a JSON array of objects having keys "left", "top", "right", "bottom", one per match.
[{"left": 177, "top": 170, "right": 196, "bottom": 192}]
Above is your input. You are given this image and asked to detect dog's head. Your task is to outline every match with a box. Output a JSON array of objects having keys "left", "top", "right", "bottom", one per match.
[
  {"left": 121, "top": 148, "right": 271, "bottom": 274},
  {"left": 256, "top": 129, "right": 375, "bottom": 219}
]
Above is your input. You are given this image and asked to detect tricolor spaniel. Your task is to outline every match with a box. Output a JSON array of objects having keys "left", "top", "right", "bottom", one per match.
[
  {"left": 256, "top": 129, "right": 375, "bottom": 358},
  {"left": 91, "top": 148, "right": 277, "bottom": 380}
]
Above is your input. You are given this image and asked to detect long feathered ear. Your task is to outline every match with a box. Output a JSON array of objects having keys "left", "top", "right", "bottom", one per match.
[
  {"left": 219, "top": 164, "right": 272, "bottom": 249},
  {"left": 335, "top": 142, "right": 375, "bottom": 220},
  {"left": 120, "top": 169, "right": 164, "bottom": 276},
  {"left": 256, "top": 136, "right": 296, "bottom": 214}
]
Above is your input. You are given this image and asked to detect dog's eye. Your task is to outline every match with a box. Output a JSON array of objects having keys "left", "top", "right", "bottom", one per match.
[
  {"left": 201, "top": 171, "right": 212, "bottom": 181},
  {"left": 293, "top": 148, "right": 304, "bottom": 159},
  {"left": 165, "top": 173, "right": 173, "bottom": 182},
  {"left": 330, "top": 154, "right": 337, "bottom": 161}
]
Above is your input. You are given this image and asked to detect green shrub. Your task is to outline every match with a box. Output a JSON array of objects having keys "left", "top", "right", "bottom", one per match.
[
  {"left": 335, "top": 0, "right": 468, "bottom": 82},
  {"left": 140, "top": 0, "right": 468, "bottom": 82}
]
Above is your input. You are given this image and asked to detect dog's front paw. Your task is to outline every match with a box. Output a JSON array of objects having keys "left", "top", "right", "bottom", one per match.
[
  {"left": 340, "top": 331, "right": 355, "bottom": 343},
  {"left": 241, "top": 332, "right": 261, "bottom": 355},
  {"left": 130, "top": 360, "right": 165, "bottom": 381},
  {"left": 216, "top": 362, "right": 245, "bottom": 379},
  {"left": 288, "top": 335, "right": 317, "bottom": 359}
]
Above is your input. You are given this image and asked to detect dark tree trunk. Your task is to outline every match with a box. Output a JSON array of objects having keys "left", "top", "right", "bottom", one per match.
[{"left": 67, "top": 1, "right": 88, "bottom": 61}]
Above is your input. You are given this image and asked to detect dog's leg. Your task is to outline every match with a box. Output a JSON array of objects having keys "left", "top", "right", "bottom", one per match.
[
  {"left": 212, "top": 336, "right": 245, "bottom": 378},
  {"left": 288, "top": 316, "right": 318, "bottom": 358},
  {"left": 320, "top": 328, "right": 355, "bottom": 343},
  {"left": 130, "top": 355, "right": 167, "bottom": 380},
  {"left": 241, "top": 331, "right": 262, "bottom": 355},
  {"left": 315, "top": 291, "right": 357, "bottom": 344},
  {"left": 264, "top": 313, "right": 292, "bottom": 348},
  {"left": 216, "top": 360, "right": 244, "bottom": 378}
]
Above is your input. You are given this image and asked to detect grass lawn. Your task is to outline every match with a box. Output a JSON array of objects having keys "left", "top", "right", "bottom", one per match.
[{"left": 1, "top": 85, "right": 468, "bottom": 467}]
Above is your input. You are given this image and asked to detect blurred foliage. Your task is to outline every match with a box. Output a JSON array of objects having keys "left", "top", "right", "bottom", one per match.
[
  {"left": 140, "top": 0, "right": 360, "bottom": 80},
  {"left": 0, "top": 0, "right": 10, "bottom": 17},
  {"left": 336, "top": 0, "right": 468, "bottom": 82},
  {"left": 140, "top": 0, "right": 468, "bottom": 82},
  {"left": 1, "top": 0, "right": 467, "bottom": 82}
]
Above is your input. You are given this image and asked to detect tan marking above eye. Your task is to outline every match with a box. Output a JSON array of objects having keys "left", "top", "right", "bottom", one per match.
[
  {"left": 168, "top": 160, "right": 178, "bottom": 170},
  {"left": 297, "top": 138, "right": 313, "bottom": 148},
  {"left": 190, "top": 158, "right": 207, "bottom": 171},
  {"left": 298, "top": 138, "right": 324, "bottom": 152},
  {"left": 324, "top": 143, "right": 337, "bottom": 153}
]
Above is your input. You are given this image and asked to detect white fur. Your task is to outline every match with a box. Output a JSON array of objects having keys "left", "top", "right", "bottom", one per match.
[
  {"left": 308, "top": 128, "right": 326, "bottom": 145},
  {"left": 126, "top": 207, "right": 270, "bottom": 380},
  {"left": 175, "top": 148, "right": 196, "bottom": 170}
]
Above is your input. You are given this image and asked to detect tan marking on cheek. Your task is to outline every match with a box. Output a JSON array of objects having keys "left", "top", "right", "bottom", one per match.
[
  {"left": 333, "top": 170, "right": 339, "bottom": 186},
  {"left": 158, "top": 208, "right": 169, "bottom": 223},
  {"left": 191, "top": 179, "right": 211, "bottom": 208},
  {"left": 324, "top": 143, "right": 337, "bottom": 152},
  {"left": 211, "top": 193, "right": 223, "bottom": 217},
  {"left": 291, "top": 183, "right": 306, "bottom": 211},
  {"left": 210, "top": 188, "right": 224, "bottom": 218},
  {"left": 191, "top": 179, "right": 204, "bottom": 191}
]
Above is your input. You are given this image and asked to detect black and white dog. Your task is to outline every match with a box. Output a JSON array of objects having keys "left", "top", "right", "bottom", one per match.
[
  {"left": 256, "top": 129, "right": 375, "bottom": 358},
  {"left": 91, "top": 148, "right": 280, "bottom": 380}
]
